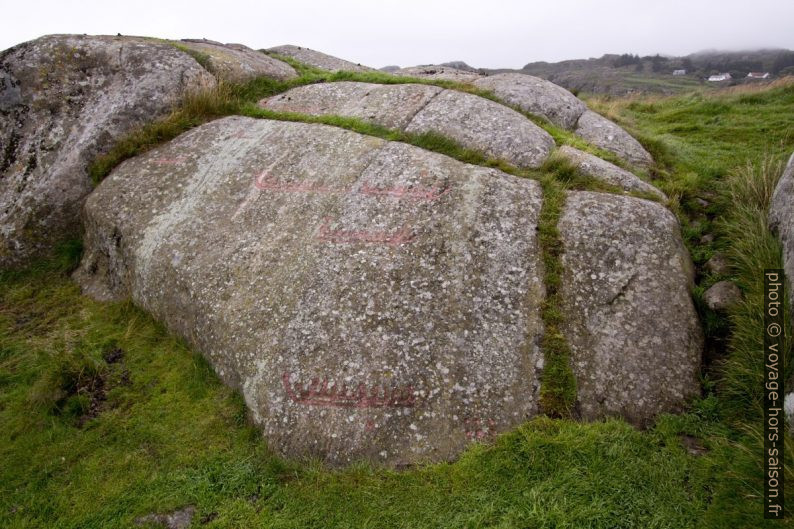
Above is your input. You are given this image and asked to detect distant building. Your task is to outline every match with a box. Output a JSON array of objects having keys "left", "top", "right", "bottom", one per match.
[
  {"left": 707, "top": 73, "right": 732, "bottom": 82},
  {"left": 673, "top": 69, "right": 686, "bottom": 75},
  {"left": 747, "top": 72, "right": 770, "bottom": 79}
]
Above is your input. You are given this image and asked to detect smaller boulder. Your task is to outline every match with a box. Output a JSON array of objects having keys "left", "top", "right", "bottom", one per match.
[
  {"left": 556, "top": 146, "right": 665, "bottom": 199},
  {"left": 703, "top": 281, "right": 742, "bottom": 311},
  {"left": 266, "top": 44, "right": 372, "bottom": 72},
  {"left": 473, "top": 73, "right": 587, "bottom": 130},
  {"left": 705, "top": 253, "right": 730, "bottom": 276},
  {"left": 574, "top": 110, "right": 654, "bottom": 167},
  {"left": 176, "top": 39, "right": 297, "bottom": 82}
]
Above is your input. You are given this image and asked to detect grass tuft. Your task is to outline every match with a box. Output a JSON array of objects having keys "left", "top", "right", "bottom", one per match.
[{"left": 716, "top": 156, "right": 792, "bottom": 422}]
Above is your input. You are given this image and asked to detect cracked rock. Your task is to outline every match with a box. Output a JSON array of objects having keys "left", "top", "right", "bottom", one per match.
[{"left": 558, "top": 191, "right": 702, "bottom": 425}]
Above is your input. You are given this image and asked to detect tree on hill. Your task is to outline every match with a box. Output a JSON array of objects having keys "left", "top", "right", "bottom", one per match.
[
  {"left": 613, "top": 53, "right": 641, "bottom": 67},
  {"left": 650, "top": 54, "right": 668, "bottom": 72},
  {"left": 772, "top": 51, "right": 794, "bottom": 74}
]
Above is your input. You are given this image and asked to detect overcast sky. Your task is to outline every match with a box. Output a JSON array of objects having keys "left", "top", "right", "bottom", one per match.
[{"left": 2, "top": 0, "right": 793, "bottom": 69}]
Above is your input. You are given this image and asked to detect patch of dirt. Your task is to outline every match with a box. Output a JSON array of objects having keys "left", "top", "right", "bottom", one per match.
[{"left": 74, "top": 347, "right": 131, "bottom": 427}]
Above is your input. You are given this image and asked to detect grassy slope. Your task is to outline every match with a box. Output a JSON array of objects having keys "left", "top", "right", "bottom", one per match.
[{"left": 1, "top": 71, "right": 794, "bottom": 527}]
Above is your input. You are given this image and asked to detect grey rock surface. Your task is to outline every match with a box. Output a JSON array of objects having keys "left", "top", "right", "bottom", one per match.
[
  {"left": 574, "top": 110, "right": 654, "bottom": 167},
  {"left": 703, "top": 281, "right": 742, "bottom": 311},
  {"left": 75, "top": 116, "right": 546, "bottom": 466},
  {"left": 0, "top": 34, "right": 216, "bottom": 267},
  {"left": 266, "top": 45, "right": 372, "bottom": 72},
  {"left": 260, "top": 81, "right": 554, "bottom": 168},
  {"left": 558, "top": 191, "right": 702, "bottom": 425},
  {"left": 396, "top": 65, "right": 485, "bottom": 83},
  {"left": 556, "top": 146, "right": 665, "bottom": 199},
  {"left": 473, "top": 73, "right": 587, "bottom": 130},
  {"left": 769, "top": 152, "right": 794, "bottom": 324},
  {"left": 176, "top": 39, "right": 297, "bottom": 82}
]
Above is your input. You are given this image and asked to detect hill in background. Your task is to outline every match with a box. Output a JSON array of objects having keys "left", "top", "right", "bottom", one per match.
[{"left": 477, "top": 48, "right": 794, "bottom": 95}]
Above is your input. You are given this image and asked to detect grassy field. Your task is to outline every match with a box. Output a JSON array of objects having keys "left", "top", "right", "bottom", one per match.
[{"left": 1, "top": 69, "right": 793, "bottom": 527}]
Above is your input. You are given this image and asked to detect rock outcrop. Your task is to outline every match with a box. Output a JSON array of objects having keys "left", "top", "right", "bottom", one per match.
[
  {"left": 396, "top": 65, "right": 485, "bottom": 83},
  {"left": 768, "top": 152, "right": 794, "bottom": 323},
  {"left": 260, "top": 81, "right": 554, "bottom": 168},
  {"left": 473, "top": 73, "right": 587, "bottom": 130},
  {"left": 75, "top": 116, "right": 547, "bottom": 466},
  {"left": 558, "top": 192, "right": 702, "bottom": 425},
  {"left": 0, "top": 34, "right": 216, "bottom": 267},
  {"left": 177, "top": 39, "right": 297, "bottom": 82},
  {"left": 266, "top": 45, "right": 372, "bottom": 72},
  {"left": 574, "top": 110, "right": 654, "bottom": 167},
  {"left": 556, "top": 146, "right": 665, "bottom": 199},
  {"left": 0, "top": 34, "right": 702, "bottom": 464}
]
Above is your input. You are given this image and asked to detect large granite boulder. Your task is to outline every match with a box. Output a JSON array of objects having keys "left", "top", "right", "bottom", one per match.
[
  {"left": 0, "top": 34, "right": 215, "bottom": 267},
  {"left": 176, "top": 39, "right": 297, "bottom": 82},
  {"left": 75, "top": 116, "right": 547, "bottom": 466},
  {"left": 556, "top": 146, "right": 665, "bottom": 199},
  {"left": 574, "top": 110, "right": 653, "bottom": 167},
  {"left": 260, "top": 81, "right": 554, "bottom": 168},
  {"left": 266, "top": 45, "right": 372, "bottom": 72},
  {"left": 395, "top": 65, "right": 485, "bottom": 83},
  {"left": 473, "top": 73, "right": 587, "bottom": 130},
  {"left": 558, "top": 192, "right": 702, "bottom": 425}
]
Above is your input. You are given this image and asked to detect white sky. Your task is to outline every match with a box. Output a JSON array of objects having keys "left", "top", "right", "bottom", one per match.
[{"left": 2, "top": 0, "right": 793, "bottom": 69}]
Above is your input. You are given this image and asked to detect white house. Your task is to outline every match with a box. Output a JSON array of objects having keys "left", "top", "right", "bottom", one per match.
[
  {"left": 747, "top": 72, "right": 770, "bottom": 79},
  {"left": 673, "top": 69, "right": 686, "bottom": 75},
  {"left": 708, "top": 73, "right": 732, "bottom": 82}
]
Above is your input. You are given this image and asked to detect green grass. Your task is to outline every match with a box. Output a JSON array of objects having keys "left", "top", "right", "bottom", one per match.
[
  {"left": 4, "top": 60, "right": 794, "bottom": 527},
  {"left": 716, "top": 157, "right": 792, "bottom": 422},
  {"left": 0, "top": 254, "right": 787, "bottom": 528}
]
